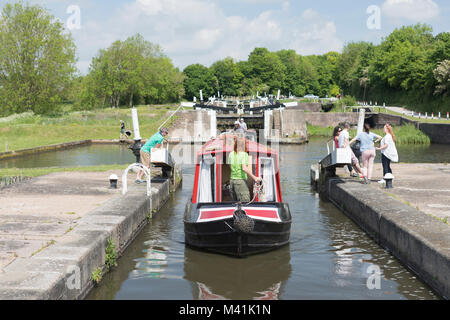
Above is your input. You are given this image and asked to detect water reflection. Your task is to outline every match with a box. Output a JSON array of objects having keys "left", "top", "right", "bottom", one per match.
[{"left": 184, "top": 246, "right": 291, "bottom": 300}]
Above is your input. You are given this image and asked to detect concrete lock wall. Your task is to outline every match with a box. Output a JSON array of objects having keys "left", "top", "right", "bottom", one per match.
[
  {"left": 268, "top": 109, "right": 307, "bottom": 140},
  {"left": 419, "top": 123, "right": 450, "bottom": 144},
  {"left": 168, "top": 110, "right": 215, "bottom": 143},
  {"left": 326, "top": 178, "right": 450, "bottom": 299},
  {"left": 286, "top": 103, "right": 322, "bottom": 112},
  {"left": 303, "top": 112, "right": 359, "bottom": 128}
]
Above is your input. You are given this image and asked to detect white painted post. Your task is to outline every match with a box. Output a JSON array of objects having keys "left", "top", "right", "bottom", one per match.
[
  {"left": 439, "top": 112, "right": 441, "bottom": 119},
  {"left": 357, "top": 108, "right": 366, "bottom": 135},
  {"left": 210, "top": 110, "right": 217, "bottom": 138},
  {"left": 131, "top": 108, "right": 141, "bottom": 140},
  {"left": 200, "top": 90, "right": 203, "bottom": 102},
  {"left": 277, "top": 90, "right": 281, "bottom": 101}
]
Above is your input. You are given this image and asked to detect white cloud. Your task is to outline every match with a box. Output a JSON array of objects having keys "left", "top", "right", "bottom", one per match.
[
  {"left": 381, "top": 0, "right": 440, "bottom": 21},
  {"left": 70, "top": 0, "right": 343, "bottom": 73}
]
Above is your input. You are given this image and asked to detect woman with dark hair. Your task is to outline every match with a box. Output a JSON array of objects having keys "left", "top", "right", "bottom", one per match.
[
  {"left": 350, "top": 123, "right": 382, "bottom": 183},
  {"left": 228, "top": 137, "right": 262, "bottom": 202},
  {"left": 334, "top": 126, "right": 358, "bottom": 177},
  {"left": 333, "top": 126, "right": 341, "bottom": 148}
]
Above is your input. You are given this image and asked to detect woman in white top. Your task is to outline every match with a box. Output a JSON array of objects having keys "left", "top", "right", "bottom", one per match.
[{"left": 376, "top": 123, "right": 398, "bottom": 183}]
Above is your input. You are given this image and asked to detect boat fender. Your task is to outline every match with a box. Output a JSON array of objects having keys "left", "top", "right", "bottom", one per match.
[{"left": 233, "top": 204, "right": 255, "bottom": 234}]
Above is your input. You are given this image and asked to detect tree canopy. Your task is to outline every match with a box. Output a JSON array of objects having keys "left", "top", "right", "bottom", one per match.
[
  {"left": 182, "top": 23, "right": 449, "bottom": 112},
  {"left": 0, "top": 2, "right": 76, "bottom": 116},
  {"left": 75, "top": 34, "right": 184, "bottom": 110}
]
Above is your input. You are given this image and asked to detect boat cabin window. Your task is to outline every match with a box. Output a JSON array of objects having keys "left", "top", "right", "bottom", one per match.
[
  {"left": 197, "top": 156, "right": 216, "bottom": 203},
  {"left": 259, "top": 157, "right": 277, "bottom": 202}
]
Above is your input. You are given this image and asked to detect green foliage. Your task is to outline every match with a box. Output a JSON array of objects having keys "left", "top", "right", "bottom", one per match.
[
  {"left": 210, "top": 57, "right": 243, "bottom": 97},
  {"left": 0, "top": 2, "right": 76, "bottom": 116},
  {"left": 105, "top": 237, "right": 118, "bottom": 271},
  {"left": 307, "top": 123, "right": 430, "bottom": 145},
  {"left": 75, "top": 34, "right": 184, "bottom": 110},
  {"left": 183, "top": 64, "right": 217, "bottom": 100},
  {"left": 91, "top": 268, "right": 102, "bottom": 284}
]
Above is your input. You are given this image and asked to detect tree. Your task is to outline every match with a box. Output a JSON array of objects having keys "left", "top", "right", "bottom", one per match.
[
  {"left": 0, "top": 2, "right": 76, "bottom": 116},
  {"left": 433, "top": 60, "right": 450, "bottom": 97},
  {"left": 77, "top": 34, "right": 183, "bottom": 109},
  {"left": 247, "top": 48, "right": 286, "bottom": 95},
  {"left": 183, "top": 64, "right": 217, "bottom": 101},
  {"left": 210, "top": 57, "right": 243, "bottom": 97}
]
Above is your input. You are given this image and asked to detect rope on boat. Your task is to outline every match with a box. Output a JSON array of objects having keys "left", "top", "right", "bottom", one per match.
[
  {"left": 245, "top": 180, "right": 264, "bottom": 206},
  {"left": 230, "top": 181, "right": 264, "bottom": 234}
]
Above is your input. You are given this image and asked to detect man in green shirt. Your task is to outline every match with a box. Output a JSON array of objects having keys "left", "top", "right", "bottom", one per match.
[
  {"left": 136, "top": 127, "right": 169, "bottom": 184},
  {"left": 228, "top": 138, "right": 261, "bottom": 202}
]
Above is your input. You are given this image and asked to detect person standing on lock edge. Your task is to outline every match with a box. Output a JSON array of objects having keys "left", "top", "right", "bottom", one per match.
[
  {"left": 136, "top": 127, "right": 169, "bottom": 184},
  {"left": 376, "top": 123, "right": 398, "bottom": 184},
  {"left": 350, "top": 123, "right": 382, "bottom": 183},
  {"left": 120, "top": 120, "right": 126, "bottom": 140},
  {"left": 339, "top": 122, "right": 366, "bottom": 181}
]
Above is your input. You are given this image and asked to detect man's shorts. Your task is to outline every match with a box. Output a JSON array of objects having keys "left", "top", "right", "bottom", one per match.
[
  {"left": 140, "top": 150, "right": 151, "bottom": 168},
  {"left": 230, "top": 179, "right": 250, "bottom": 203}
]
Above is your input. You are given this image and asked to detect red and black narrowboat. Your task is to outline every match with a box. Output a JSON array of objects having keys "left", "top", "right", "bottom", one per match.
[{"left": 184, "top": 133, "right": 291, "bottom": 257}]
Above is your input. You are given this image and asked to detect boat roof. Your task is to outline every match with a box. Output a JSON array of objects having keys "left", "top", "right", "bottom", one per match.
[{"left": 197, "top": 133, "right": 277, "bottom": 156}]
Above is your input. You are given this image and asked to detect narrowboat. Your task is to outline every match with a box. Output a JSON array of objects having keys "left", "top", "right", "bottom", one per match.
[{"left": 184, "top": 133, "right": 291, "bottom": 257}]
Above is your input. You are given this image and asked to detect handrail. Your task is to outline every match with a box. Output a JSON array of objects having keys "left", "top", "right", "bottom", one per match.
[
  {"left": 157, "top": 104, "right": 184, "bottom": 132},
  {"left": 326, "top": 139, "right": 336, "bottom": 155},
  {"left": 122, "top": 163, "right": 152, "bottom": 197}
]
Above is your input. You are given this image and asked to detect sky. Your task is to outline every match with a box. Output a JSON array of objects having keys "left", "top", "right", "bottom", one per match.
[{"left": 8, "top": 0, "right": 450, "bottom": 74}]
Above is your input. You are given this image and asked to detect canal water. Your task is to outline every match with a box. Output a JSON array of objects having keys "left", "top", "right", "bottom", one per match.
[
  {"left": 85, "top": 138, "right": 441, "bottom": 300},
  {"left": 1, "top": 140, "right": 449, "bottom": 169},
  {"left": 0, "top": 144, "right": 135, "bottom": 169}
]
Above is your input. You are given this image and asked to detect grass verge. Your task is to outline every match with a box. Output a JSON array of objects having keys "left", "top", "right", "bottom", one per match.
[
  {"left": 0, "top": 105, "right": 178, "bottom": 153},
  {"left": 307, "top": 123, "right": 430, "bottom": 145}
]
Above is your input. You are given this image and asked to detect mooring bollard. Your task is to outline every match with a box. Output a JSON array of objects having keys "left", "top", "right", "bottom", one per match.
[
  {"left": 109, "top": 174, "right": 118, "bottom": 189},
  {"left": 384, "top": 173, "right": 394, "bottom": 189}
]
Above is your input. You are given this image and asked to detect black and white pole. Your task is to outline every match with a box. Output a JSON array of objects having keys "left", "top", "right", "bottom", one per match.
[{"left": 384, "top": 173, "right": 394, "bottom": 189}]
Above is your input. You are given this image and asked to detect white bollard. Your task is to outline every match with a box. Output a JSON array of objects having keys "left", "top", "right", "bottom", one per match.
[{"left": 131, "top": 108, "right": 142, "bottom": 140}]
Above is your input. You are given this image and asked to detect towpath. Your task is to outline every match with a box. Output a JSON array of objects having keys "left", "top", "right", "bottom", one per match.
[
  {"left": 337, "top": 163, "right": 450, "bottom": 223},
  {"left": 0, "top": 169, "right": 160, "bottom": 272}
]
